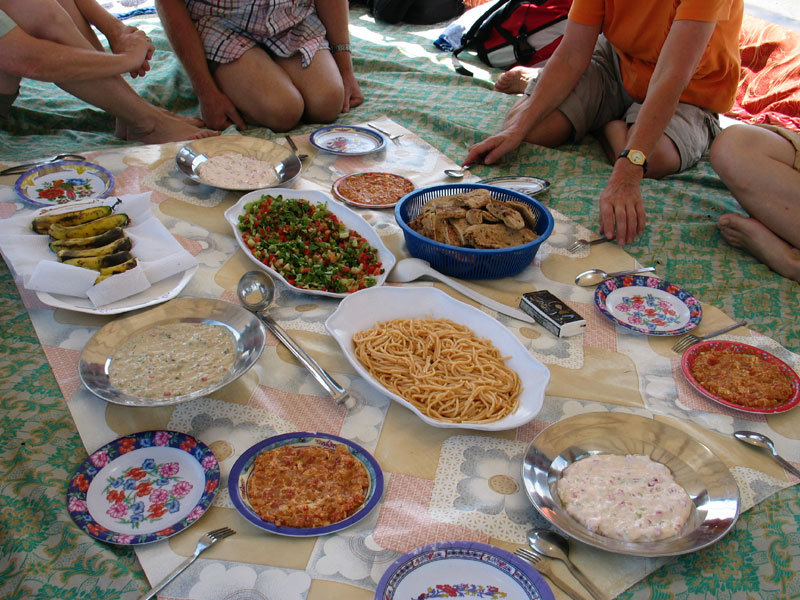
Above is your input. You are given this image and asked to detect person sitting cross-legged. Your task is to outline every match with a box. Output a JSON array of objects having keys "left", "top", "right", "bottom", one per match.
[
  {"left": 465, "top": 0, "right": 744, "bottom": 245},
  {"left": 710, "top": 123, "right": 800, "bottom": 283},
  {"left": 0, "top": 0, "right": 216, "bottom": 143}
]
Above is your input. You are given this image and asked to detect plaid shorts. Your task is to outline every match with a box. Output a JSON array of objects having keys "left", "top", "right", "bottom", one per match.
[{"left": 185, "top": 0, "right": 327, "bottom": 67}]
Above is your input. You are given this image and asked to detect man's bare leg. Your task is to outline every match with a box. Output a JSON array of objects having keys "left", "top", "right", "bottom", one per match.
[
  {"left": 495, "top": 66, "right": 540, "bottom": 95},
  {"left": 4, "top": 0, "right": 215, "bottom": 143},
  {"left": 214, "top": 47, "right": 344, "bottom": 131},
  {"left": 710, "top": 124, "right": 800, "bottom": 282},
  {"left": 504, "top": 96, "right": 574, "bottom": 148}
]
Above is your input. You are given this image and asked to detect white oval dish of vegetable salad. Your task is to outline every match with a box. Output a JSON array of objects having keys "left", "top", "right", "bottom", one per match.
[{"left": 224, "top": 188, "right": 396, "bottom": 298}]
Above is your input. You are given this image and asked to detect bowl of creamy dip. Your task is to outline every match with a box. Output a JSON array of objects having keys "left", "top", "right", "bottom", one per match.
[
  {"left": 79, "top": 297, "right": 266, "bottom": 407},
  {"left": 522, "top": 412, "right": 740, "bottom": 556},
  {"left": 176, "top": 135, "right": 302, "bottom": 191}
]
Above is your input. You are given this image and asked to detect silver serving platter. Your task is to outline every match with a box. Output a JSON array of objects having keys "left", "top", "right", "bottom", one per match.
[
  {"left": 176, "top": 135, "right": 302, "bottom": 190},
  {"left": 522, "top": 412, "right": 740, "bottom": 557},
  {"left": 79, "top": 297, "right": 266, "bottom": 407}
]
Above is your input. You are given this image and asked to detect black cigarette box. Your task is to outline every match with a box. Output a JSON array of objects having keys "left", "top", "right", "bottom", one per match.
[{"left": 520, "top": 290, "right": 586, "bottom": 337}]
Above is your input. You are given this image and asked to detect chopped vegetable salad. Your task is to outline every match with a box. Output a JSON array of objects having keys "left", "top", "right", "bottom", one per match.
[{"left": 237, "top": 194, "right": 384, "bottom": 293}]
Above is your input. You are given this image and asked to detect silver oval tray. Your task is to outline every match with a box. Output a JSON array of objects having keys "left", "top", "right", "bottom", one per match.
[
  {"left": 522, "top": 412, "right": 740, "bottom": 556},
  {"left": 176, "top": 135, "right": 302, "bottom": 190},
  {"left": 79, "top": 297, "right": 266, "bottom": 407}
]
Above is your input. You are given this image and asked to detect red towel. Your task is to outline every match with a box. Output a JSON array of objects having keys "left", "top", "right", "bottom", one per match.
[{"left": 726, "top": 15, "right": 800, "bottom": 133}]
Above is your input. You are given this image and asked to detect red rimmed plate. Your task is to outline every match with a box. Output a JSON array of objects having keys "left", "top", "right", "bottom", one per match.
[
  {"left": 332, "top": 172, "right": 415, "bottom": 209},
  {"left": 681, "top": 340, "right": 800, "bottom": 414}
]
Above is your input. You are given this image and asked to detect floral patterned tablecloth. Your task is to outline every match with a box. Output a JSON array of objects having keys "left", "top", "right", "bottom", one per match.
[{"left": 1, "top": 121, "right": 799, "bottom": 600}]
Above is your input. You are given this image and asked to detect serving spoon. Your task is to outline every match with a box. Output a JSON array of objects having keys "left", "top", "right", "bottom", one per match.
[
  {"left": 444, "top": 164, "right": 471, "bottom": 178},
  {"left": 528, "top": 529, "right": 604, "bottom": 600},
  {"left": 237, "top": 270, "right": 350, "bottom": 406},
  {"left": 733, "top": 431, "right": 800, "bottom": 479},
  {"left": 574, "top": 266, "right": 655, "bottom": 287},
  {"left": 388, "top": 258, "right": 535, "bottom": 323}
]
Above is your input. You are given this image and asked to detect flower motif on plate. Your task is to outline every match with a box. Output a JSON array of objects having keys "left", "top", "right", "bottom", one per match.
[{"left": 613, "top": 292, "right": 680, "bottom": 330}]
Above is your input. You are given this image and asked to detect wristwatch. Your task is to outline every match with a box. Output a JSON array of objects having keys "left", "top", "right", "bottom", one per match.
[
  {"left": 329, "top": 43, "right": 351, "bottom": 53},
  {"left": 618, "top": 149, "right": 648, "bottom": 172}
]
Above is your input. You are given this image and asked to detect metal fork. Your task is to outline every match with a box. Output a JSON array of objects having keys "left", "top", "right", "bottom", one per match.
[
  {"left": 139, "top": 527, "right": 236, "bottom": 600},
  {"left": 367, "top": 122, "right": 403, "bottom": 144},
  {"left": 514, "top": 548, "right": 588, "bottom": 600},
  {"left": 0, "top": 153, "right": 87, "bottom": 176},
  {"left": 568, "top": 237, "right": 611, "bottom": 253},
  {"left": 671, "top": 320, "right": 748, "bottom": 353}
]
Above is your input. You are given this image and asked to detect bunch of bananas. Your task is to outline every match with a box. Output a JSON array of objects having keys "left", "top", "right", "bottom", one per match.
[{"left": 31, "top": 203, "right": 137, "bottom": 284}]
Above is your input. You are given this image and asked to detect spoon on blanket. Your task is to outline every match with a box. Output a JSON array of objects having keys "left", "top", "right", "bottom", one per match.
[
  {"left": 734, "top": 431, "right": 800, "bottom": 479},
  {"left": 574, "top": 266, "right": 655, "bottom": 287},
  {"left": 237, "top": 270, "right": 351, "bottom": 407},
  {"left": 444, "top": 164, "right": 471, "bottom": 178},
  {"left": 528, "top": 529, "right": 604, "bottom": 600}
]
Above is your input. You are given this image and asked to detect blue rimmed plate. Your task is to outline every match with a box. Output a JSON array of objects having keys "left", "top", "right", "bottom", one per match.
[
  {"left": 67, "top": 430, "right": 220, "bottom": 545},
  {"left": 229, "top": 432, "right": 383, "bottom": 537},
  {"left": 15, "top": 160, "right": 114, "bottom": 206},
  {"left": 594, "top": 275, "right": 702, "bottom": 335},
  {"left": 309, "top": 125, "right": 386, "bottom": 155},
  {"left": 375, "top": 540, "right": 554, "bottom": 600}
]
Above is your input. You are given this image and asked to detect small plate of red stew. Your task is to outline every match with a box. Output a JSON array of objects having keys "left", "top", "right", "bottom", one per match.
[
  {"left": 228, "top": 432, "right": 383, "bottom": 536},
  {"left": 681, "top": 340, "right": 800, "bottom": 414}
]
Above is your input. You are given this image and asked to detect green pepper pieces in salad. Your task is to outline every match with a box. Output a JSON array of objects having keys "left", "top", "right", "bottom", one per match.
[{"left": 237, "top": 194, "right": 384, "bottom": 293}]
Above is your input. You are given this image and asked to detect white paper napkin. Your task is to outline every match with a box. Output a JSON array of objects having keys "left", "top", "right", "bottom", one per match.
[{"left": 0, "top": 193, "right": 198, "bottom": 307}]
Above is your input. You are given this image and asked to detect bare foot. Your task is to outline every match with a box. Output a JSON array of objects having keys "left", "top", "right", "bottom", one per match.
[
  {"left": 718, "top": 213, "right": 800, "bottom": 283},
  {"left": 494, "top": 66, "right": 539, "bottom": 95},
  {"left": 122, "top": 111, "right": 218, "bottom": 144},
  {"left": 156, "top": 106, "right": 204, "bottom": 128}
]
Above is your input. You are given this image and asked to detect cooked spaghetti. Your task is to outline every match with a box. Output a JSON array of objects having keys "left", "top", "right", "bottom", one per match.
[{"left": 352, "top": 318, "right": 522, "bottom": 423}]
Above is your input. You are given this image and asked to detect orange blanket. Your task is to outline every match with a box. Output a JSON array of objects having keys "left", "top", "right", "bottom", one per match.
[{"left": 726, "top": 15, "right": 800, "bottom": 133}]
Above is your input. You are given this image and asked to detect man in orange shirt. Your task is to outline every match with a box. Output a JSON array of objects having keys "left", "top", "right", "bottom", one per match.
[{"left": 465, "top": 0, "right": 743, "bottom": 245}]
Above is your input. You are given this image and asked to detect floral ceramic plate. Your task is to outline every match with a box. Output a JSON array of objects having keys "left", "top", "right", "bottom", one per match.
[
  {"left": 229, "top": 432, "right": 383, "bottom": 537},
  {"left": 374, "top": 540, "right": 554, "bottom": 600},
  {"left": 309, "top": 125, "right": 386, "bottom": 155},
  {"left": 681, "top": 340, "right": 800, "bottom": 414},
  {"left": 67, "top": 430, "right": 220, "bottom": 545},
  {"left": 594, "top": 275, "right": 702, "bottom": 335},
  {"left": 15, "top": 160, "right": 114, "bottom": 206}
]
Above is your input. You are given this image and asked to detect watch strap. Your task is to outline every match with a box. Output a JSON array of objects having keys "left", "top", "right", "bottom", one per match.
[{"left": 330, "top": 43, "right": 351, "bottom": 53}]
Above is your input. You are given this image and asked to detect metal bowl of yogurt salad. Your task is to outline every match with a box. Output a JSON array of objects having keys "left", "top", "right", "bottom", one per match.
[
  {"left": 176, "top": 135, "right": 302, "bottom": 191},
  {"left": 79, "top": 297, "right": 266, "bottom": 407},
  {"left": 522, "top": 412, "right": 740, "bottom": 557}
]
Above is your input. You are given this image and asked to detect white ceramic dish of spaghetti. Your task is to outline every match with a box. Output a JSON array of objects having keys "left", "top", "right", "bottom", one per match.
[{"left": 325, "top": 286, "right": 550, "bottom": 431}]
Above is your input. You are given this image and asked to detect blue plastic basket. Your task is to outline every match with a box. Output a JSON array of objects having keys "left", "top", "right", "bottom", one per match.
[{"left": 394, "top": 183, "right": 554, "bottom": 279}]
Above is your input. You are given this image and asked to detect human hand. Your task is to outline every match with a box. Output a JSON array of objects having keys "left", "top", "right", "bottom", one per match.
[
  {"left": 110, "top": 26, "right": 153, "bottom": 78},
  {"left": 199, "top": 89, "right": 247, "bottom": 131},
  {"left": 340, "top": 73, "right": 363, "bottom": 113},
  {"left": 598, "top": 162, "right": 646, "bottom": 245},
  {"left": 464, "top": 128, "right": 525, "bottom": 167}
]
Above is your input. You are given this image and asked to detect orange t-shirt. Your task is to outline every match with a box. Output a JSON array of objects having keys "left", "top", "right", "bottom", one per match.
[{"left": 568, "top": 0, "right": 743, "bottom": 114}]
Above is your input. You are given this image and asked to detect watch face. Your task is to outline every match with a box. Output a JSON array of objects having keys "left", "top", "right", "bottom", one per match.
[{"left": 628, "top": 150, "right": 646, "bottom": 165}]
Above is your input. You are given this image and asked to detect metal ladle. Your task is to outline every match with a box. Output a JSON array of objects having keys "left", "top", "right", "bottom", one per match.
[
  {"left": 237, "top": 270, "right": 350, "bottom": 406},
  {"left": 574, "top": 266, "right": 655, "bottom": 287},
  {"left": 444, "top": 164, "right": 470, "bottom": 178},
  {"left": 528, "top": 529, "right": 605, "bottom": 600},
  {"left": 734, "top": 431, "right": 800, "bottom": 479}
]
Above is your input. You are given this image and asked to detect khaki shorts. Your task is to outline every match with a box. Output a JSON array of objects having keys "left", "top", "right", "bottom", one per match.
[
  {"left": 758, "top": 124, "right": 800, "bottom": 171},
  {"left": 525, "top": 36, "right": 721, "bottom": 172},
  {"left": 0, "top": 89, "right": 17, "bottom": 119}
]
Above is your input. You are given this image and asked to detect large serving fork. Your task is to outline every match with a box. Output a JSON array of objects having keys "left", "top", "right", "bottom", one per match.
[
  {"left": 514, "top": 548, "right": 588, "bottom": 600},
  {"left": 567, "top": 237, "right": 611, "bottom": 253},
  {"left": 671, "top": 320, "right": 748, "bottom": 353},
  {"left": 139, "top": 527, "right": 236, "bottom": 600}
]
